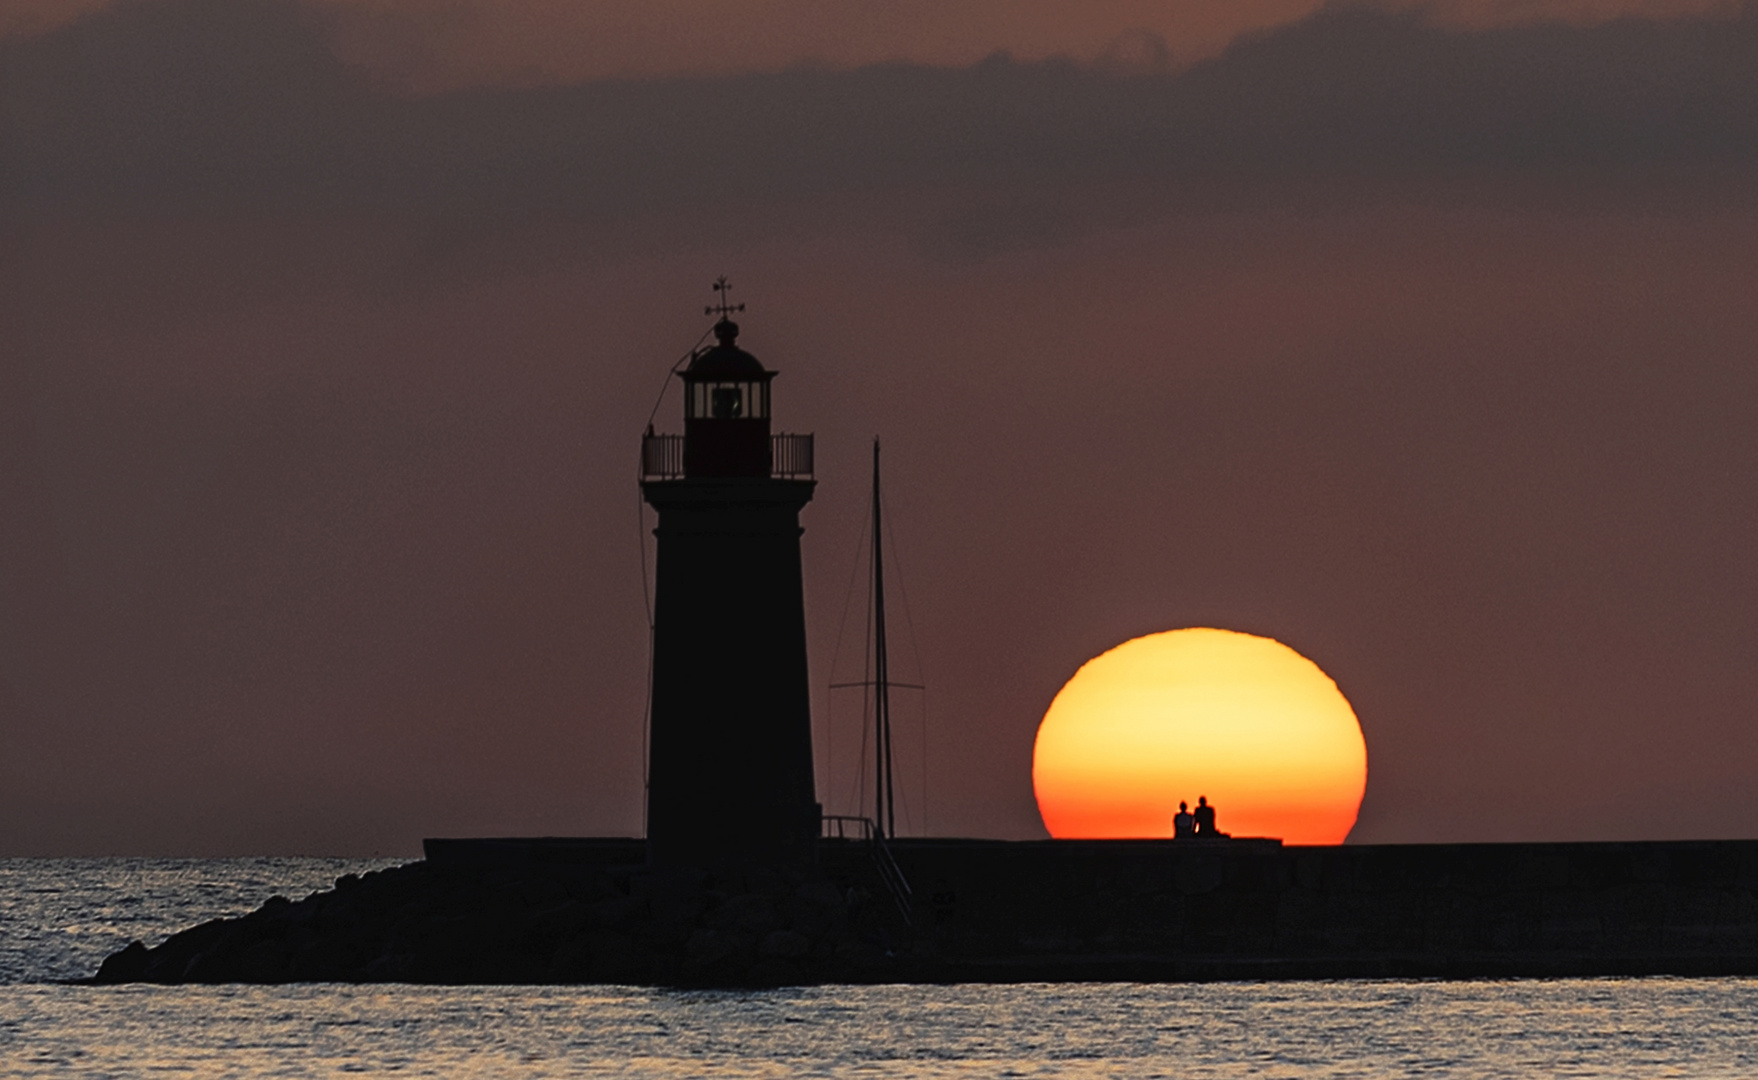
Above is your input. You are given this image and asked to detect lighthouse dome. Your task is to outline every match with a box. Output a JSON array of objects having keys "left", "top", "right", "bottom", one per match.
[{"left": 687, "top": 319, "right": 768, "bottom": 378}]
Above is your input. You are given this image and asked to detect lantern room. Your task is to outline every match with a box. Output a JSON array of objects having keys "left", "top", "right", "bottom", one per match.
[{"left": 682, "top": 318, "right": 776, "bottom": 478}]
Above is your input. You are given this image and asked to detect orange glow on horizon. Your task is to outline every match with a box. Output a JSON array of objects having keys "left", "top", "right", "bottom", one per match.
[{"left": 1032, "top": 628, "right": 1367, "bottom": 845}]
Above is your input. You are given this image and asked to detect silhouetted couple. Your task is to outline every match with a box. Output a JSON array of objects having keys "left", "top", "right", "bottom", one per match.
[{"left": 1172, "top": 796, "right": 1223, "bottom": 839}]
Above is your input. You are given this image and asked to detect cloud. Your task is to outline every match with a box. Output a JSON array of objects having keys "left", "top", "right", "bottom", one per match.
[{"left": 6, "top": 0, "right": 1758, "bottom": 234}]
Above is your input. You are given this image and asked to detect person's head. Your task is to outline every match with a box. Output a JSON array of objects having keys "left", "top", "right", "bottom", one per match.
[
  {"left": 1198, "top": 796, "right": 1208, "bottom": 807},
  {"left": 1179, "top": 801, "right": 1188, "bottom": 812}
]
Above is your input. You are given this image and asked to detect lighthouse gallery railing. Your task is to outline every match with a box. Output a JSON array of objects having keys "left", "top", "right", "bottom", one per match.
[{"left": 640, "top": 433, "right": 814, "bottom": 480}]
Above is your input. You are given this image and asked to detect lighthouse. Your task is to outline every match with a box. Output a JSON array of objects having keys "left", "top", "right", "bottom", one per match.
[{"left": 640, "top": 281, "right": 820, "bottom": 865}]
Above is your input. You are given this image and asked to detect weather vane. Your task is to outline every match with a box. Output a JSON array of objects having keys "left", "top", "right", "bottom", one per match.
[{"left": 706, "top": 276, "right": 745, "bottom": 320}]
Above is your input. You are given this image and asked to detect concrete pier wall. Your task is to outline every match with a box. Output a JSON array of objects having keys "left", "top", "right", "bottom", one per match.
[{"left": 887, "top": 838, "right": 1758, "bottom": 979}]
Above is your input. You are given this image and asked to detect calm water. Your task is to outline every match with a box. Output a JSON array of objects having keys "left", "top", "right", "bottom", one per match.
[{"left": 4, "top": 859, "right": 1758, "bottom": 1077}]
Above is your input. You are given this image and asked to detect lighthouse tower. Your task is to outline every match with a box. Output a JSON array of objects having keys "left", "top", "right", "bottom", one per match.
[{"left": 640, "top": 281, "right": 820, "bottom": 865}]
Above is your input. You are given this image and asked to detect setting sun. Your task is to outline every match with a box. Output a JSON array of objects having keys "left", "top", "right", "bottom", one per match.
[{"left": 1032, "top": 628, "right": 1367, "bottom": 844}]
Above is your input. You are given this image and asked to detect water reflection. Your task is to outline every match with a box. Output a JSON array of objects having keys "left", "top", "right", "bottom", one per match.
[
  {"left": 1, "top": 857, "right": 403, "bottom": 984},
  {"left": 5, "top": 979, "right": 1758, "bottom": 1078}
]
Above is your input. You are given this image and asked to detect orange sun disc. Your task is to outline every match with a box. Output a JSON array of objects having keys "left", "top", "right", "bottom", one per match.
[{"left": 1032, "top": 628, "right": 1367, "bottom": 844}]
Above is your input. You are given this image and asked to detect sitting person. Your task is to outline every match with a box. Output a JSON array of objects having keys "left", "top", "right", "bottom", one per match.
[
  {"left": 1172, "top": 800, "right": 1195, "bottom": 839},
  {"left": 1192, "top": 796, "right": 1218, "bottom": 837}
]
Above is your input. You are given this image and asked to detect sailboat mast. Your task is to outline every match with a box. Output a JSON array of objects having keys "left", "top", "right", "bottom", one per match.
[{"left": 872, "top": 438, "right": 896, "bottom": 840}]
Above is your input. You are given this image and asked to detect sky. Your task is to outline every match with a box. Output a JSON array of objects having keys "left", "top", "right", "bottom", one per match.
[{"left": 6, "top": 0, "right": 1758, "bottom": 854}]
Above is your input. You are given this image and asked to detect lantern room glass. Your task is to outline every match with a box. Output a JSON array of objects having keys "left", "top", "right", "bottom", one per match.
[{"left": 687, "top": 380, "right": 769, "bottom": 421}]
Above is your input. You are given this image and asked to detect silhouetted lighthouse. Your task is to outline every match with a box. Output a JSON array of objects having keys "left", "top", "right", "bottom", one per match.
[{"left": 640, "top": 280, "right": 819, "bottom": 865}]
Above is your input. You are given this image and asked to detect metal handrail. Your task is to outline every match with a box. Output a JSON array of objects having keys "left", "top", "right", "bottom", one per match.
[
  {"left": 771, "top": 433, "right": 814, "bottom": 479},
  {"left": 821, "top": 814, "right": 877, "bottom": 841},
  {"left": 641, "top": 433, "right": 684, "bottom": 479},
  {"left": 639, "top": 432, "right": 814, "bottom": 481}
]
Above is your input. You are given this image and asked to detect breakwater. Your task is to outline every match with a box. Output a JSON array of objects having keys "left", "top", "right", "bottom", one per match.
[
  {"left": 93, "top": 838, "right": 1758, "bottom": 985},
  {"left": 891, "top": 837, "right": 1758, "bottom": 980}
]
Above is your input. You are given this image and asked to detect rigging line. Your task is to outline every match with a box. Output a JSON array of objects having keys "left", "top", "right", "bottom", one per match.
[
  {"left": 854, "top": 522, "right": 873, "bottom": 826},
  {"left": 638, "top": 325, "right": 715, "bottom": 631},
  {"left": 634, "top": 323, "right": 715, "bottom": 839},
  {"left": 920, "top": 687, "right": 929, "bottom": 837},
  {"left": 879, "top": 487, "right": 930, "bottom": 712},
  {"left": 644, "top": 326, "right": 715, "bottom": 437},
  {"left": 872, "top": 437, "right": 896, "bottom": 840},
  {"left": 881, "top": 481, "right": 933, "bottom": 836},
  {"left": 824, "top": 492, "right": 872, "bottom": 819}
]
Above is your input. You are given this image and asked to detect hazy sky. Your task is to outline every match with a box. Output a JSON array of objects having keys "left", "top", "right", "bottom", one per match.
[
  {"left": 5, "top": 1, "right": 1730, "bottom": 85},
  {"left": 6, "top": 0, "right": 1758, "bottom": 854}
]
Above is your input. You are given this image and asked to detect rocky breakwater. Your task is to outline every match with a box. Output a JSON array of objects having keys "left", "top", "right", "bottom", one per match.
[{"left": 93, "top": 858, "right": 914, "bottom": 987}]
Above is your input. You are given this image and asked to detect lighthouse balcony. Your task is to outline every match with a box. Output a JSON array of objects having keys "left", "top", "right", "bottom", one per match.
[{"left": 641, "top": 432, "right": 814, "bottom": 481}]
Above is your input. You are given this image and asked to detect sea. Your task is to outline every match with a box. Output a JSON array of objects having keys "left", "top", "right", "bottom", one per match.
[{"left": 4, "top": 858, "right": 1758, "bottom": 1077}]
